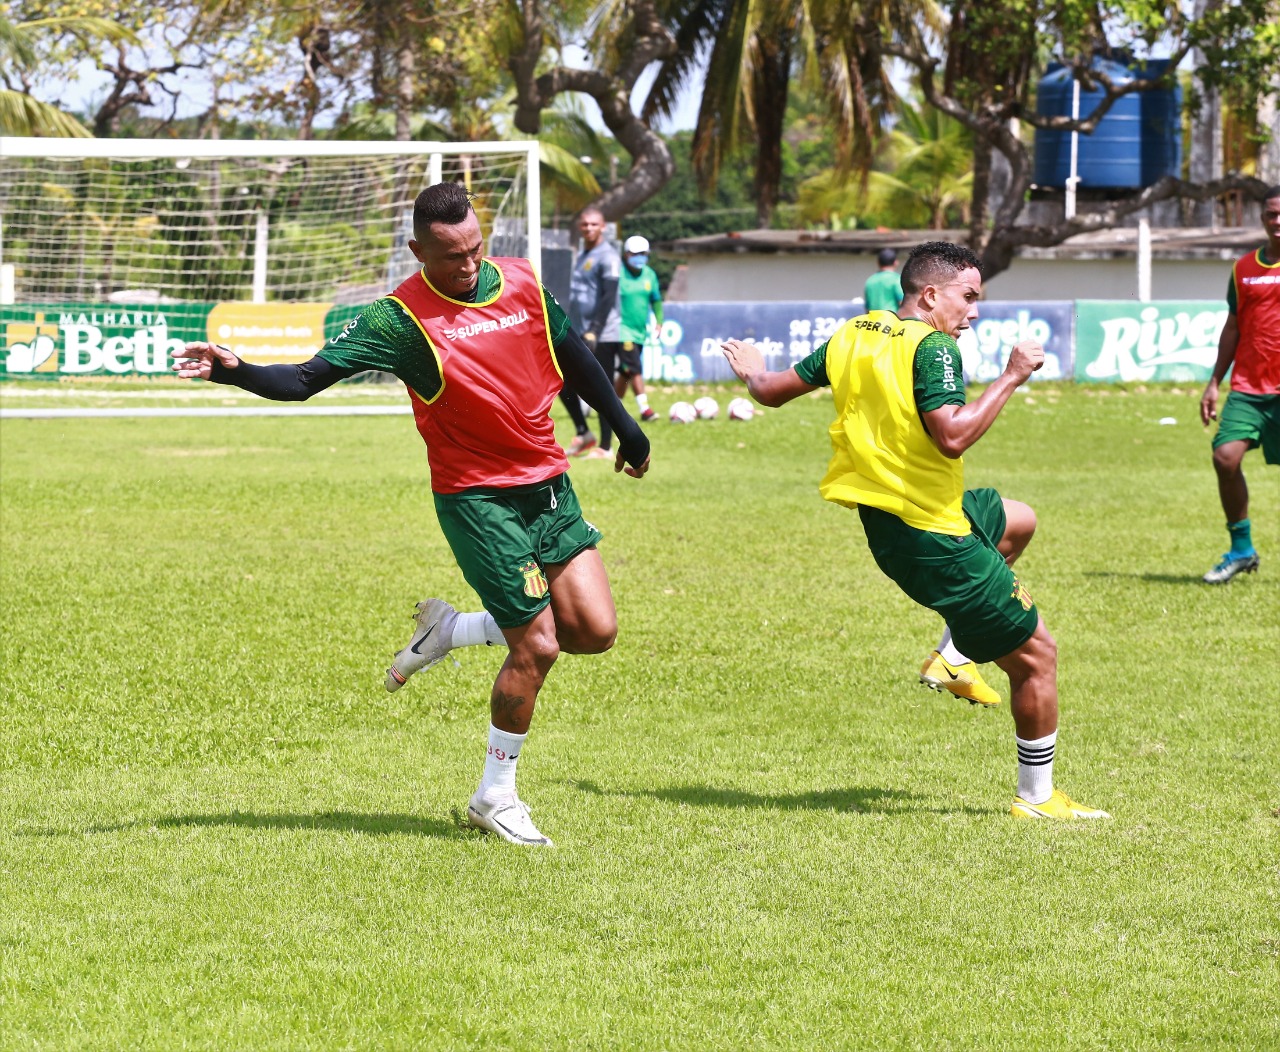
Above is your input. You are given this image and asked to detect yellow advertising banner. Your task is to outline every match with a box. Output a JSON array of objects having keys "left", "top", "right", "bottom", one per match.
[{"left": 206, "top": 302, "right": 334, "bottom": 364}]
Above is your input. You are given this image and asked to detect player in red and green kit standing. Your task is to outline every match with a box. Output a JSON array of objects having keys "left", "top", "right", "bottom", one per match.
[
  {"left": 722, "top": 241, "right": 1108, "bottom": 820},
  {"left": 1199, "top": 186, "right": 1280, "bottom": 584},
  {"left": 174, "top": 182, "right": 651, "bottom": 846}
]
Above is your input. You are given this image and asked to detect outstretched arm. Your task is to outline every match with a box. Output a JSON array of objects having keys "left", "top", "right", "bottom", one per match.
[
  {"left": 172, "top": 342, "right": 354, "bottom": 400},
  {"left": 721, "top": 339, "right": 817, "bottom": 406}
]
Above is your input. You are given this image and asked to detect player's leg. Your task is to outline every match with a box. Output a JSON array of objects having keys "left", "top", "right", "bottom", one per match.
[
  {"left": 560, "top": 388, "right": 597, "bottom": 457},
  {"left": 991, "top": 619, "right": 1108, "bottom": 820},
  {"left": 1205, "top": 438, "right": 1258, "bottom": 582},
  {"left": 587, "top": 343, "right": 620, "bottom": 457},
  {"left": 1204, "top": 391, "right": 1266, "bottom": 583},
  {"left": 620, "top": 345, "right": 655, "bottom": 419},
  {"left": 921, "top": 488, "right": 1011, "bottom": 706},
  {"left": 545, "top": 546, "right": 617, "bottom": 654}
]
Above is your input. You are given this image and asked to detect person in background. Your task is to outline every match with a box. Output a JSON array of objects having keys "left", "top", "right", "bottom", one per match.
[
  {"left": 617, "top": 234, "right": 662, "bottom": 422},
  {"left": 569, "top": 207, "right": 626, "bottom": 459},
  {"left": 1199, "top": 185, "right": 1280, "bottom": 584},
  {"left": 863, "top": 247, "right": 904, "bottom": 312}
]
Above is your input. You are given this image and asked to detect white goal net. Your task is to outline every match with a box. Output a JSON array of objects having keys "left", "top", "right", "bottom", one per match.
[{"left": 0, "top": 138, "right": 540, "bottom": 307}]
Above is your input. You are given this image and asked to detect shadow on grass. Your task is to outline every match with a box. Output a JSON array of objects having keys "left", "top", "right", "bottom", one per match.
[
  {"left": 24, "top": 811, "right": 463, "bottom": 838},
  {"left": 574, "top": 780, "right": 996, "bottom": 817},
  {"left": 1081, "top": 571, "right": 1211, "bottom": 585}
]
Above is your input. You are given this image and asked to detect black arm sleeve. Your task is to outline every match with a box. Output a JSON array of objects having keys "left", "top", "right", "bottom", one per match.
[
  {"left": 556, "top": 327, "right": 650, "bottom": 469},
  {"left": 588, "top": 276, "right": 619, "bottom": 336},
  {"left": 208, "top": 355, "right": 359, "bottom": 401}
]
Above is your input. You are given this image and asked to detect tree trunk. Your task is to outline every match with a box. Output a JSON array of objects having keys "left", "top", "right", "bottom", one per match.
[
  {"left": 395, "top": 42, "right": 414, "bottom": 141},
  {"left": 751, "top": 35, "right": 791, "bottom": 229},
  {"left": 968, "top": 138, "right": 992, "bottom": 252}
]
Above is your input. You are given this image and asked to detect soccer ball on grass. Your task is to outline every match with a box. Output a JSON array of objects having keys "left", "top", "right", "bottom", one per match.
[{"left": 669, "top": 401, "right": 697, "bottom": 423}]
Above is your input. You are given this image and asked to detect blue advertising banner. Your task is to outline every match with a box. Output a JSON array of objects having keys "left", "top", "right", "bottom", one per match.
[
  {"left": 953, "top": 302, "right": 1074, "bottom": 383},
  {"left": 642, "top": 300, "right": 1074, "bottom": 383}
]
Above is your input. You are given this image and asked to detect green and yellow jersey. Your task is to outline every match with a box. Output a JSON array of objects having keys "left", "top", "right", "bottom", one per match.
[{"left": 793, "top": 311, "right": 969, "bottom": 534}]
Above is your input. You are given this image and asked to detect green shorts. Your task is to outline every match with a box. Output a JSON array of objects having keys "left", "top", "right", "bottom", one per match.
[
  {"left": 433, "top": 473, "right": 602, "bottom": 629},
  {"left": 1213, "top": 391, "right": 1280, "bottom": 465},
  {"left": 858, "top": 487, "right": 1039, "bottom": 664}
]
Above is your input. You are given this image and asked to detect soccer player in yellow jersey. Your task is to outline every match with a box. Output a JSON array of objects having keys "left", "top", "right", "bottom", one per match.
[{"left": 722, "top": 241, "right": 1108, "bottom": 820}]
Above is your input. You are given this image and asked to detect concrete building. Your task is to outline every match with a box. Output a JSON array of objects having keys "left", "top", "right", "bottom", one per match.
[{"left": 660, "top": 225, "right": 1268, "bottom": 304}]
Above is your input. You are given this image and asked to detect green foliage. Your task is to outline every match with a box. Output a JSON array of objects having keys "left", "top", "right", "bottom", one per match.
[
  {"left": 0, "top": 383, "right": 1277, "bottom": 1048},
  {"left": 797, "top": 99, "right": 974, "bottom": 230}
]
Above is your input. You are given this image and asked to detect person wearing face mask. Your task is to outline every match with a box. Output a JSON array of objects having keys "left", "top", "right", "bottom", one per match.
[{"left": 617, "top": 235, "right": 663, "bottom": 422}]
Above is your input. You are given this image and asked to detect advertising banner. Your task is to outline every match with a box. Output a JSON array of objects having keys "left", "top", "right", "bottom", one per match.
[
  {"left": 644, "top": 300, "right": 1073, "bottom": 384},
  {"left": 953, "top": 302, "right": 1074, "bottom": 383},
  {"left": 1, "top": 304, "right": 212, "bottom": 378},
  {"left": 1075, "top": 300, "right": 1226, "bottom": 382},
  {"left": 1, "top": 302, "right": 339, "bottom": 378}
]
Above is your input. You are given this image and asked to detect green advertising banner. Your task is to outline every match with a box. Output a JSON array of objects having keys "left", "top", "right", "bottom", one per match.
[
  {"left": 1075, "top": 300, "right": 1227, "bottom": 383},
  {"left": 1, "top": 304, "right": 213, "bottom": 379},
  {"left": 0, "top": 302, "right": 351, "bottom": 378}
]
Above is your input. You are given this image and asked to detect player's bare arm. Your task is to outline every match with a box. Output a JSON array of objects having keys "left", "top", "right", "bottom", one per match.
[
  {"left": 922, "top": 339, "right": 1043, "bottom": 459},
  {"left": 172, "top": 341, "right": 239, "bottom": 380},
  {"left": 1200, "top": 313, "right": 1239, "bottom": 425},
  {"left": 721, "top": 338, "right": 817, "bottom": 406}
]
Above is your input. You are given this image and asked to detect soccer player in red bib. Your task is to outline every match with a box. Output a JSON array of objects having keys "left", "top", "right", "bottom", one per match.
[
  {"left": 174, "top": 182, "right": 651, "bottom": 846},
  {"left": 1200, "top": 186, "right": 1280, "bottom": 583}
]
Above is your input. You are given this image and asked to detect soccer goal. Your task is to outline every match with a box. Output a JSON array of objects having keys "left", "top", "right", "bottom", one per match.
[{"left": 0, "top": 137, "right": 540, "bottom": 306}]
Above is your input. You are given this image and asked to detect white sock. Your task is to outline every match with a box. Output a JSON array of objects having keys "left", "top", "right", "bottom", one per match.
[
  {"left": 635, "top": 392, "right": 650, "bottom": 410},
  {"left": 481, "top": 725, "right": 526, "bottom": 796},
  {"left": 451, "top": 611, "right": 506, "bottom": 649},
  {"left": 1015, "top": 730, "right": 1057, "bottom": 804},
  {"left": 938, "top": 627, "right": 970, "bottom": 666}
]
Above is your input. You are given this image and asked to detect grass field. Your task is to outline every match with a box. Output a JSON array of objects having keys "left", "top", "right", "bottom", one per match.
[{"left": 1, "top": 381, "right": 1277, "bottom": 1050}]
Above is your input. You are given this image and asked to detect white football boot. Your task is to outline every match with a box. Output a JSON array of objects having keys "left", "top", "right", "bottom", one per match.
[
  {"left": 467, "top": 789, "right": 553, "bottom": 847},
  {"left": 384, "top": 598, "right": 457, "bottom": 692}
]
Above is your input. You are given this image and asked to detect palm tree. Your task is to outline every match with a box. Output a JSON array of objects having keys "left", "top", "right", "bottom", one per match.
[
  {"left": 797, "top": 99, "right": 973, "bottom": 229},
  {"left": 0, "top": 15, "right": 139, "bottom": 136},
  {"left": 644, "top": 0, "right": 944, "bottom": 227}
]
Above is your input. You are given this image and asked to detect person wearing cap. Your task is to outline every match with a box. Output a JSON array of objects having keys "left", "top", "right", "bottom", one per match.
[
  {"left": 864, "top": 247, "right": 904, "bottom": 312},
  {"left": 618, "top": 234, "right": 662, "bottom": 422}
]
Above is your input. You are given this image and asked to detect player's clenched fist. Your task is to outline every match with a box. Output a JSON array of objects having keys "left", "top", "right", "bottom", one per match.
[
  {"left": 171, "top": 342, "right": 239, "bottom": 380},
  {"left": 1005, "top": 339, "right": 1044, "bottom": 383}
]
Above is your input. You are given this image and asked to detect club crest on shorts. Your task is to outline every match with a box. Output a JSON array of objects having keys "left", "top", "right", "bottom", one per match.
[
  {"left": 519, "top": 560, "right": 549, "bottom": 598},
  {"left": 1010, "top": 576, "right": 1034, "bottom": 611}
]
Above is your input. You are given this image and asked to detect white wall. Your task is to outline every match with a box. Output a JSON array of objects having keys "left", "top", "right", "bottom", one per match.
[{"left": 679, "top": 252, "right": 1237, "bottom": 303}]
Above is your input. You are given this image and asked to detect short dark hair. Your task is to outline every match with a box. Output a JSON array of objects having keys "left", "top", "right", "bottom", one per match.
[
  {"left": 1264, "top": 185, "right": 1280, "bottom": 203},
  {"left": 877, "top": 247, "right": 897, "bottom": 267},
  {"left": 413, "top": 181, "right": 474, "bottom": 242},
  {"left": 900, "top": 241, "right": 982, "bottom": 295}
]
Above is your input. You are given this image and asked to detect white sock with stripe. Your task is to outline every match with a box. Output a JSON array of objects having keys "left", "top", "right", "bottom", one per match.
[{"left": 1015, "top": 730, "right": 1057, "bottom": 804}]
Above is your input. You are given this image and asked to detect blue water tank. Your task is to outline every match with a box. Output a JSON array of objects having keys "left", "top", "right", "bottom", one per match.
[{"left": 1034, "top": 56, "right": 1181, "bottom": 190}]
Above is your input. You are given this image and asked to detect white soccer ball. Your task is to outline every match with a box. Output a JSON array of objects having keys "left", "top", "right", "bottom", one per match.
[
  {"left": 727, "top": 397, "right": 755, "bottom": 421},
  {"left": 669, "top": 401, "right": 697, "bottom": 424},
  {"left": 693, "top": 396, "right": 720, "bottom": 420}
]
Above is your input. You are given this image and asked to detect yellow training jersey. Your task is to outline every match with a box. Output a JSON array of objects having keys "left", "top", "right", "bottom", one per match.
[{"left": 819, "top": 311, "right": 969, "bottom": 536}]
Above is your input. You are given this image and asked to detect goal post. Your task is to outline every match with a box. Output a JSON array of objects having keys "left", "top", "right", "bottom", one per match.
[{"left": 0, "top": 137, "right": 541, "bottom": 308}]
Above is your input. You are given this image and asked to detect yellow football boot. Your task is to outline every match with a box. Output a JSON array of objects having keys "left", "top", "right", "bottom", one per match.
[
  {"left": 1010, "top": 788, "right": 1111, "bottom": 820},
  {"left": 919, "top": 650, "right": 1001, "bottom": 707}
]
